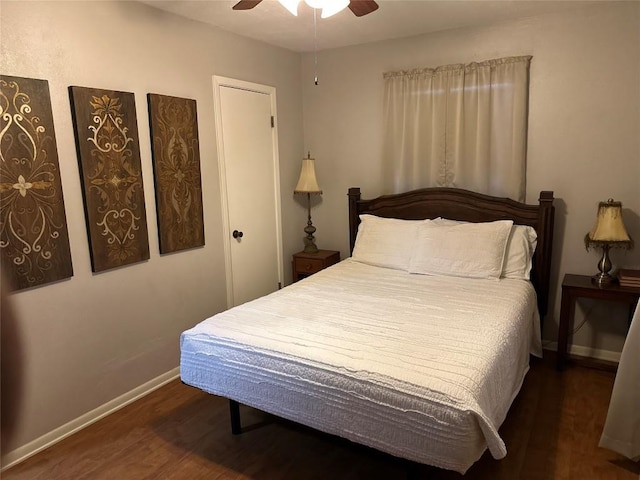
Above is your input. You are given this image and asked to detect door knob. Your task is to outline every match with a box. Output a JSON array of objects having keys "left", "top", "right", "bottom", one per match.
[{"left": 232, "top": 230, "right": 244, "bottom": 239}]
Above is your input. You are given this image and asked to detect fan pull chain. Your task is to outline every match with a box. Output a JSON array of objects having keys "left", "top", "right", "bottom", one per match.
[{"left": 314, "top": 8, "right": 318, "bottom": 85}]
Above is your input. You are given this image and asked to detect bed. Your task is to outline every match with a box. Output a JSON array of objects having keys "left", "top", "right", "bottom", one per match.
[{"left": 180, "top": 187, "right": 555, "bottom": 474}]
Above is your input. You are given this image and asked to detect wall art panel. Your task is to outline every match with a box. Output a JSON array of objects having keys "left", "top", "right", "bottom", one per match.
[
  {"left": 69, "top": 86, "right": 149, "bottom": 272},
  {"left": 148, "top": 94, "right": 204, "bottom": 254},
  {"left": 0, "top": 76, "right": 73, "bottom": 290}
]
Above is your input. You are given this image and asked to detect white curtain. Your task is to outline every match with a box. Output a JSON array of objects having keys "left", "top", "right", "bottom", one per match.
[
  {"left": 383, "top": 56, "right": 531, "bottom": 201},
  {"left": 599, "top": 301, "right": 640, "bottom": 461}
]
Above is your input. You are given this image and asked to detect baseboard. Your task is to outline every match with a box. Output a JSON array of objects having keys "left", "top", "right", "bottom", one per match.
[
  {"left": 1, "top": 367, "right": 180, "bottom": 471},
  {"left": 543, "top": 342, "right": 621, "bottom": 363}
]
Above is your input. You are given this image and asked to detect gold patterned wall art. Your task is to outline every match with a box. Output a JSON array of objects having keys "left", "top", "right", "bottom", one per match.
[
  {"left": 69, "top": 87, "right": 149, "bottom": 272},
  {"left": 0, "top": 76, "right": 73, "bottom": 291},
  {"left": 147, "top": 94, "right": 204, "bottom": 253}
]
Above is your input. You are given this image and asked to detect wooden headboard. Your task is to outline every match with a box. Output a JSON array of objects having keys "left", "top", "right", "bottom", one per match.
[{"left": 348, "top": 187, "right": 555, "bottom": 318}]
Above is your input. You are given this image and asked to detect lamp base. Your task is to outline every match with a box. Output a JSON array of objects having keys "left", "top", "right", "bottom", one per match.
[
  {"left": 590, "top": 243, "right": 615, "bottom": 287},
  {"left": 591, "top": 272, "right": 615, "bottom": 286},
  {"left": 303, "top": 242, "right": 319, "bottom": 254},
  {"left": 302, "top": 193, "right": 319, "bottom": 253},
  {"left": 303, "top": 224, "right": 319, "bottom": 253}
]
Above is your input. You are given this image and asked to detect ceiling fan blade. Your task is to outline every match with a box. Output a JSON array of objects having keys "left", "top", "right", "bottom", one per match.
[
  {"left": 348, "top": 0, "right": 379, "bottom": 17},
  {"left": 232, "top": 0, "right": 263, "bottom": 10}
]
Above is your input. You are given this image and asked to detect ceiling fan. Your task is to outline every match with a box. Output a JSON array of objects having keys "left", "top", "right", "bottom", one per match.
[{"left": 232, "top": 0, "right": 379, "bottom": 18}]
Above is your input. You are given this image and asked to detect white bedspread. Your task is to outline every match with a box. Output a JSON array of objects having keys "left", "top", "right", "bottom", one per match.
[{"left": 180, "top": 259, "right": 541, "bottom": 473}]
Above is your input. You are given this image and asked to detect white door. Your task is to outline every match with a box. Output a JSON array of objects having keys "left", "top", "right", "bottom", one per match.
[{"left": 213, "top": 77, "right": 283, "bottom": 307}]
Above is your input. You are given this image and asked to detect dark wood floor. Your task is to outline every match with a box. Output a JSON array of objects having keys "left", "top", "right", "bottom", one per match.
[{"left": 3, "top": 355, "right": 638, "bottom": 480}]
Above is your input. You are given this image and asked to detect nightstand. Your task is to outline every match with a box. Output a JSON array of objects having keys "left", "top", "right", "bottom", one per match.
[
  {"left": 556, "top": 273, "right": 640, "bottom": 371},
  {"left": 292, "top": 250, "right": 340, "bottom": 282}
]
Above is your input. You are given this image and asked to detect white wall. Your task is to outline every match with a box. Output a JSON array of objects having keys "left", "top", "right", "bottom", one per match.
[
  {"left": 0, "top": 0, "right": 303, "bottom": 463},
  {"left": 301, "top": 2, "right": 640, "bottom": 353}
]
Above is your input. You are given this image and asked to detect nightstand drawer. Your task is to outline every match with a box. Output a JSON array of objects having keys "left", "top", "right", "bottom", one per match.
[{"left": 294, "top": 257, "right": 324, "bottom": 274}]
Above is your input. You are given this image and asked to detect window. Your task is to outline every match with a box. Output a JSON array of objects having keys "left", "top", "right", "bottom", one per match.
[{"left": 382, "top": 56, "right": 532, "bottom": 201}]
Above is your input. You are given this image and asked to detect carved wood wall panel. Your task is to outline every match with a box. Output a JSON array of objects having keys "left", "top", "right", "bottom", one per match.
[
  {"left": 69, "top": 87, "right": 149, "bottom": 272},
  {"left": 148, "top": 94, "right": 204, "bottom": 253},
  {"left": 0, "top": 76, "right": 73, "bottom": 291}
]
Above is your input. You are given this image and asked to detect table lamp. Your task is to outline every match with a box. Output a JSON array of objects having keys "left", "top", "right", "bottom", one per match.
[
  {"left": 294, "top": 153, "right": 322, "bottom": 253},
  {"left": 584, "top": 198, "right": 634, "bottom": 285}
]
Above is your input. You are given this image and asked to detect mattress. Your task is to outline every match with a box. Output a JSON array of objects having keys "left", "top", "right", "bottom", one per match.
[{"left": 180, "top": 259, "right": 541, "bottom": 473}]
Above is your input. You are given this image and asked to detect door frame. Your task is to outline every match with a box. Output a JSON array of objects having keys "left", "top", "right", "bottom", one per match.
[{"left": 212, "top": 76, "right": 284, "bottom": 308}]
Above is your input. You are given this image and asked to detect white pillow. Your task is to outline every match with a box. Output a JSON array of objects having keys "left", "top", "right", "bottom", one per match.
[
  {"left": 432, "top": 217, "right": 464, "bottom": 227},
  {"left": 351, "top": 215, "right": 426, "bottom": 271},
  {"left": 433, "top": 217, "right": 537, "bottom": 279},
  {"left": 408, "top": 220, "right": 513, "bottom": 279},
  {"left": 502, "top": 225, "right": 537, "bottom": 279}
]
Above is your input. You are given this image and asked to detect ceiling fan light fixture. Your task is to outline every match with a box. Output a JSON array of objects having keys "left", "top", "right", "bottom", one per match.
[
  {"left": 318, "top": 0, "right": 350, "bottom": 18},
  {"left": 278, "top": 0, "right": 300, "bottom": 16},
  {"left": 234, "top": 0, "right": 377, "bottom": 17}
]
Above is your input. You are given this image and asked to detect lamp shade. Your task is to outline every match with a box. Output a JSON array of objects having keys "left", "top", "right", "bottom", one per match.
[
  {"left": 294, "top": 156, "right": 322, "bottom": 194},
  {"left": 586, "top": 199, "right": 632, "bottom": 245}
]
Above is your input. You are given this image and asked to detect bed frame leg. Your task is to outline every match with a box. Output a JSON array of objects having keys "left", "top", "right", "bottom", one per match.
[
  {"left": 405, "top": 460, "right": 429, "bottom": 480},
  {"left": 229, "top": 399, "right": 241, "bottom": 435}
]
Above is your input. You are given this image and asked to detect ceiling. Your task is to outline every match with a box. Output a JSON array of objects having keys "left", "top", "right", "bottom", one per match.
[{"left": 140, "top": 0, "right": 605, "bottom": 53}]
